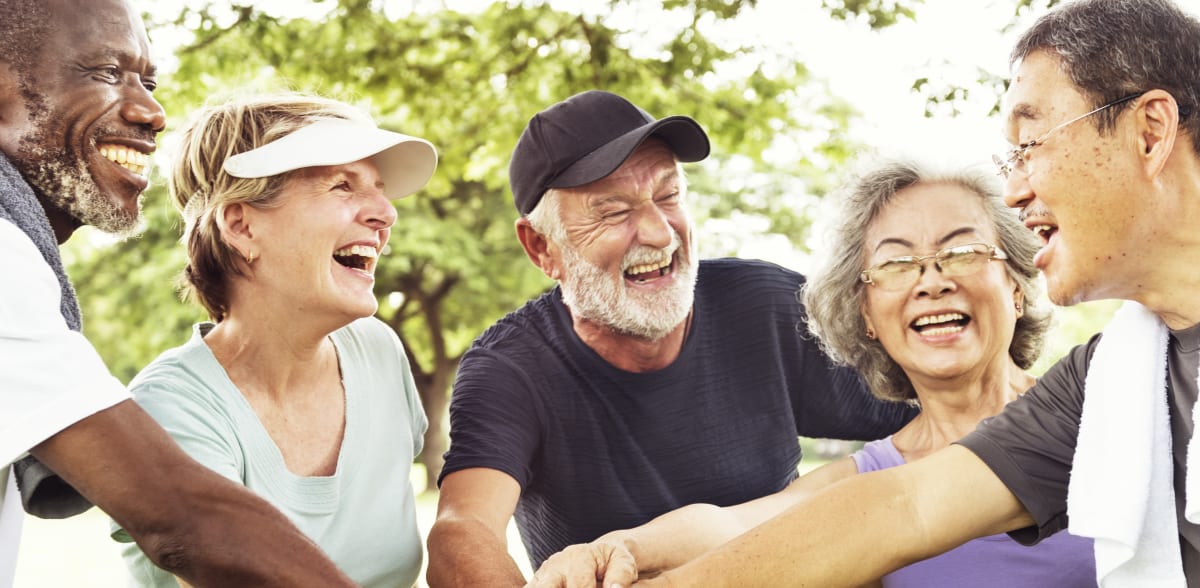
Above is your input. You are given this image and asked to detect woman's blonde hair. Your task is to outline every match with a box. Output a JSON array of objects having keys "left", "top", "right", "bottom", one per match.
[{"left": 172, "top": 93, "right": 374, "bottom": 321}]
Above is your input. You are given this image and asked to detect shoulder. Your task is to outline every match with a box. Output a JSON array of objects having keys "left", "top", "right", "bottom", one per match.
[
  {"left": 851, "top": 436, "right": 903, "bottom": 473},
  {"left": 1033, "top": 333, "right": 1101, "bottom": 397},
  {"left": 0, "top": 219, "right": 59, "bottom": 304},
  {"left": 129, "top": 325, "right": 222, "bottom": 401},
  {"left": 696, "top": 258, "right": 805, "bottom": 296},
  {"left": 469, "top": 289, "right": 562, "bottom": 353},
  {"left": 0, "top": 218, "right": 41, "bottom": 258},
  {"left": 337, "top": 316, "right": 404, "bottom": 352}
]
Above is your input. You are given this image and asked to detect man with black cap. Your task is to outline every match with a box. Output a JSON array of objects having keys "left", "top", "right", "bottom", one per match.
[{"left": 425, "top": 90, "right": 916, "bottom": 586}]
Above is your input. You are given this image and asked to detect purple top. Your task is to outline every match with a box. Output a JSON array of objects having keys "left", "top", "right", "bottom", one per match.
[{"left": 853, "top": 437, "right": 1096, "bottom": 587}]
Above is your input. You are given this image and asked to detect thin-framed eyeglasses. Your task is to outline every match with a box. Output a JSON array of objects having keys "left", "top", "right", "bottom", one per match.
[
  {"left": 992, "top": 92, "right": 1143, "bottom": 178},
  {"left": 860, "top": 243, "right": 1008, "bottom": 291}
]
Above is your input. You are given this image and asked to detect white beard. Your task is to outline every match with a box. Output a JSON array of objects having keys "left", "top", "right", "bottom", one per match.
[{"left": 558, "top": 230, "right": 697, "bottom": 341}]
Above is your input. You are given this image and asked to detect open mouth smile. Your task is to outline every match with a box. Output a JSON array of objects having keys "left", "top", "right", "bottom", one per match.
[
  {"left": 333, "top": 244, "right": 379, "bottom": 274},
  {"left": 99, "top": 143, "right": 150, "bottom": 178},
  {"left": 624, "top": 253, "right": 674, "bottom": 283},
  {"left": 1029, "top": 223, "right": 1057, "bottom": 245},
  {"left": 911, "top": 312, "right": 970, "bottom": 337}
]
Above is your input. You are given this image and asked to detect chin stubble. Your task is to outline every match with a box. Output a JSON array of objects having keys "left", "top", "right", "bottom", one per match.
[{"left": 11, "top": 86, "right": 142, "bottom": 236}]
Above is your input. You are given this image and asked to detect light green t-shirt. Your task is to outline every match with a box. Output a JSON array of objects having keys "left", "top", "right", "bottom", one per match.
[{"left": 113, "top": 317, "right": 427, "bottom": 588}]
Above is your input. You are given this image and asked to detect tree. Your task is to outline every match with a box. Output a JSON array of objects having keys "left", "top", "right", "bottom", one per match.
[{"left": 69, "top": 0, "right": 921, "bottom": 488}]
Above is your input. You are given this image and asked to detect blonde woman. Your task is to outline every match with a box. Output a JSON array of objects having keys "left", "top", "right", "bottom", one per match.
[{"left": 111, "top": 94, "right": 437, "bottom": 587}]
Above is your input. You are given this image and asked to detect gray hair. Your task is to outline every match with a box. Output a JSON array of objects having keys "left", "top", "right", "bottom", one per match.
[
  {"left": 1013, "top": 0, "right": 1200, "bottom": 155},
  {"left": 802, "top": 159, "right": 1051, "bottom": 403},
  {"left": 525, "top": 187, "right": 567, "bottom": 244}
]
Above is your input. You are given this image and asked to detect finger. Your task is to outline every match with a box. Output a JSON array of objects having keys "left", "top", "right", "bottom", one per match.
[{"left": 598, "top": 543, "right": 638, "bottom": 588}]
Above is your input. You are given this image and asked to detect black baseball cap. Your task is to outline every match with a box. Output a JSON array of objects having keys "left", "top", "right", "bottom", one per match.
[{"left": 509, "top": 90, "right": 711, "bottom": 215}]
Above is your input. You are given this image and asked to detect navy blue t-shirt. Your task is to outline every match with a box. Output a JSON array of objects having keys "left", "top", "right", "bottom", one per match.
[{"left": 440, "top": 258, "right": 917, "bottom": 567}]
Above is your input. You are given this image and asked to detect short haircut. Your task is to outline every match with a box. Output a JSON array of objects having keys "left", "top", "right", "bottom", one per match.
[
  {"left": 0, "top": 1, "right": 50, "bottom": 81},
  {"left": 172, "top": 93, "right": 374, "bottom": 321},
  {"left": 802, "top": 159, "right": 1051, "bottom": 403},
  {"left": 1013, "top": 0, "right": 1200, "bottom": 155}
]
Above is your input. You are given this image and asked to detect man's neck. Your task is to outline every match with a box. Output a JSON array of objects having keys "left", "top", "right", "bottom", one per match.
[
  {"left": 39, "top": 197, "right": 81, "bottom": 244},
  {"left": 571, "top": 311, "right": 691, "bottom": 373}
]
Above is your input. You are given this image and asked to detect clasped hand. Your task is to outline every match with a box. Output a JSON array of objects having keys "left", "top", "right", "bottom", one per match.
[{"left": 524, "top": 539, "right": 640, "bottom": 588}]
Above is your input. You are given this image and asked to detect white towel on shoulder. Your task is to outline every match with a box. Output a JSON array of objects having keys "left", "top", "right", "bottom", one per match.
[{"left": 1068, "top": 300, "right": 1184, "bottom": 586}]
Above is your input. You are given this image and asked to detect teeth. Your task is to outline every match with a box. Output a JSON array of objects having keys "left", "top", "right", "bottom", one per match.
[
  {"left": 99, "top": 144, "right": 150, "bottom": 177},
  {"left": 1032, "top": 225, "right": 1055, "bottom": 236},
  {"left": 920, "top": 325, "right": 964, "bottom": 337},
  {"left": 913, "top": 312, "right": 965, "bottom": 327},
  {"left": 625, "top": 257, "right": 670, "bottom": 276},
  {"left": 334, "top": 244, "right": 378, "bottom": 258}
]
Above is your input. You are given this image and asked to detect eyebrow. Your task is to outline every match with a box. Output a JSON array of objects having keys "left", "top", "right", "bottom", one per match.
[
  {"left": 585, "top": 166, "right": 683, "bottom": 207},
  {"left": 91, "top": 48, "right": 158, "bottom": 77},
  {"left": 1008, "top": 102, "right": 1043, "bottom": 126},
  {"left": 872, "top": 227, "right": 982, "bottom": 253}
]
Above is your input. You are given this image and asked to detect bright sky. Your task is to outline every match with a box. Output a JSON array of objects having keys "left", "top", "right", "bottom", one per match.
[{"left": 741, "top": 0, "right": 1025, "bottom": 165}]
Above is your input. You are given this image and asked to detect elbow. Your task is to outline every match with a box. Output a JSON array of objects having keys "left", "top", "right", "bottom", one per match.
[{"left": 138, "top": 532, "right": 194, "bottom": 576}]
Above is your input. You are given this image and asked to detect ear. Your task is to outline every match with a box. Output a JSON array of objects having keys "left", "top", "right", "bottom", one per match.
[
  {"left": 860, "top": 303, "right": 877, "bottom": 339},
  {"left": 1134, "top": 89, "right": 1180, "bottom": 180},
  {"left": 217, "top": 202, "right": 256, "bottom": 261},
  {"left": 515, "top": 217, "right": 562, "bottom": 280}
]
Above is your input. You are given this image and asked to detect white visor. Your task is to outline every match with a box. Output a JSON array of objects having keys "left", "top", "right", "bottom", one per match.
[{"left": 222, "top": 119, "right": 438, "bottom": 199}]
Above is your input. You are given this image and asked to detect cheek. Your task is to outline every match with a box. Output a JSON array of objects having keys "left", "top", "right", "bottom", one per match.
[{"left": 860, "top": 291, "right": 896, "bottom": 331}]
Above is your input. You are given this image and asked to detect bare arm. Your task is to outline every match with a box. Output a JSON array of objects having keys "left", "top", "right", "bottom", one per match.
[
  {"left": 30, "top": 400, "right": 354, "bottom": 587},
  {"left": 427, "top": 468, "right": 525, "bottom": 587},
  {"left": 640, "top": 445, "right": 1032, "bottom": 587},
  {"left": 527, "top": 458, "right": 859, "bottom": 588}
]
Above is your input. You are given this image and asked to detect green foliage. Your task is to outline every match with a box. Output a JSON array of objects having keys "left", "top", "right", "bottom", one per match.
[
  {"left": 916, "top": 0, "right": 1062, "bottom": 117},
  {"left": 62, "top": 194, "right": 205, "bottom": 383},
  {"left": 821, "top": 0, "right": 921, "bottom": 28},
  {"left": 1031, "top": 299, "right": 1119, "bottom": 376}
]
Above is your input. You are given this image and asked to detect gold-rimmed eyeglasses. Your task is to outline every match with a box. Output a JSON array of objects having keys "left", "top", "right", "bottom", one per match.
[
  {"left": 860, "top": 243, "right": 1008, "bottom": 291},
  {"left": 992, "top": 92, "right": 1143, "bottom": 179}
]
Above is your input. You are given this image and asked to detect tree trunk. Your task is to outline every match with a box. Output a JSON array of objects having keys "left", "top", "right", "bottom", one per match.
[{"left": 417, "top": 363, "right": 452, "bottom": 493}]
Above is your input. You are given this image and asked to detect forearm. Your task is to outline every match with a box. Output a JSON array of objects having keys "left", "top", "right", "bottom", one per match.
[
  {"left": 426, "top": 518, "right": 525, "bottom": 587},
  {"left": 645, "top": 448, "right": 1030, "bottom": 587},
  {"left": 605, "top": 503, "right": 749, "bottom": 575},
  {"left": 32, "top": 401, "right": 354, "bottom": 587},
  {"left": 148, "top": 468, "right": 352, "bottom": 587},
  {"left": 646, "top": 475, "right": 919, "bottom": 587}
]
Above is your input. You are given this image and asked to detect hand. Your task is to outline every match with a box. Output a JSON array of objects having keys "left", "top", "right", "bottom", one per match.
[{"left": 525, "top": 540, "right": 638, "bottom": 588}]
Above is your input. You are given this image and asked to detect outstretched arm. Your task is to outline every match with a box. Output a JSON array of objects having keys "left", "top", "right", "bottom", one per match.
[
  {"left": 641, "top": 445, "right": 1032, "bottom": 587},
  {"left": 527, "top": 457, "right": 860, "bottom": 588},
  {"left": 428, "top": 468, "right": 526, "bottom": 587},
  {"left": 31, "top": 400, "right": 354, "bottom": 587}
]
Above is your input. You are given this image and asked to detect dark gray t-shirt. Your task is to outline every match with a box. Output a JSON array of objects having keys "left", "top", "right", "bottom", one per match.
[{"left": 959, "top": 322, "right": 1200, "bottom": 583}]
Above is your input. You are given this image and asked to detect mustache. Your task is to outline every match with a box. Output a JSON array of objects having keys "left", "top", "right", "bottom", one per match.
[
  {"left": 621, "top": 230, "right": 683, "bottom": 268},
  {"left": 1018, "top": 203, "right": 1053, "bottom": 222},
  {"left": 92, "top": 124, "right": 158, "bottom": 145}
]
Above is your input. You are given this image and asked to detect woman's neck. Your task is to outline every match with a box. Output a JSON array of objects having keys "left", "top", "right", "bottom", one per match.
[{"left": 893, "top": 360, "right": 1035, "bottom": 462}]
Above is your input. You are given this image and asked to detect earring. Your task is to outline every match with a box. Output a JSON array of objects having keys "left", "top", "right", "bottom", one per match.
[
  {"left": 865, "top": 327, "right": 876, "bottom": 340},
  {"left": 245, "top": 251, "right": 256, "bottom": 264},
  {"left": 1015, "top": 299, "right": 1024, "bottom": 313}
]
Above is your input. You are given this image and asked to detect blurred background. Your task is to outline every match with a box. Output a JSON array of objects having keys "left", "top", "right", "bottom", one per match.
[{"left": 16, "top": 0, "right": 1136, "bottom": 585}]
